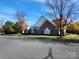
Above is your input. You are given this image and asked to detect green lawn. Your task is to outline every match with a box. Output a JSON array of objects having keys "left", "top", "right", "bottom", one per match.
[
  {"left": 17, "top": 34, "right": 79, "bottom": 42},
  {"left": 0, "top": 34, "right": 79, "bottom": 42}
]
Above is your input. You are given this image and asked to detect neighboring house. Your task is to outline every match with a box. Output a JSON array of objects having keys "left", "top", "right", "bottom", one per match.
[
  {"left": 25, "top": 16, "right": 59, "bottom": 35},
  {"left": 53, "top": 17, "right": 67, "bottom": 35}
]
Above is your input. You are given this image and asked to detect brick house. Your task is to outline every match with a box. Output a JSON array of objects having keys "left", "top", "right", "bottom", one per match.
[
  {"left": 25, "top": 16, "right": 59, "bottom": 35},
  {"left": 39, "top": 20, "right": 58, "bottom": 35}
]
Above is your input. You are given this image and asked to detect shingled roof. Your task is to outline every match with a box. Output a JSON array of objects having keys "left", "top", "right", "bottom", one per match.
[{"left": 33, "top": 16, "right": 57, "bottom": 29}]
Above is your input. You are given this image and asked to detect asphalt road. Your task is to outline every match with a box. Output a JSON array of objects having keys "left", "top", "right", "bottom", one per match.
[{"left": 0, "top": 37, "right": 79, "bottom": 59}]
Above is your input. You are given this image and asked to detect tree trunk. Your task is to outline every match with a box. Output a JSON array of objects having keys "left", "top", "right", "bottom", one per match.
[{"left": 59, "top": 14, "right": 65, "bottom": 39}]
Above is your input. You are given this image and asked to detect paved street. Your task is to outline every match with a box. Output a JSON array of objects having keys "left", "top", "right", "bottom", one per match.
[{"left": 0, "top": 36, "right": 79, "bottom": 59}]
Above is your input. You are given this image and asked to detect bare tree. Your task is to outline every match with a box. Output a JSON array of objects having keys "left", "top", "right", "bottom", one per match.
[
  {"left": 0, "top": 17, "right": 4, "bottom": 28},
  {"left": 15, "top": 11, "right": 27, "bottom": 33},
  {"left": 16, "top": 11, "right": 26, "bottom": 21},
  {"left": 46, "top": 0, "right": 79, "bottom": 38}
]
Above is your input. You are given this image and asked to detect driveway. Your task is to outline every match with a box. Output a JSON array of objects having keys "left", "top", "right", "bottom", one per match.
[{"left": 0, "top": 36, "right": 79, "bottom": 59}]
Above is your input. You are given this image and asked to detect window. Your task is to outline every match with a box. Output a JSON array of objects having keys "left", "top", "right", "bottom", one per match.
[{"left": 44, "top": 28, "right": 51, "bottom": 34}]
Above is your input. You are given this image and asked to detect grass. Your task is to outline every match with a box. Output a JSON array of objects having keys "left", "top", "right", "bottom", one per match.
[
  {"left": 0, "top": 34, "right": 79, "bottom": 43},
  {"left": 63, "top": 34, "right": 79, "bottom": 42},
  {"left": 64, "top": 34, "right": 79, "bottom": 39},
  {"left": 20, "top": 34, "right": 79, "bottom": 42}
]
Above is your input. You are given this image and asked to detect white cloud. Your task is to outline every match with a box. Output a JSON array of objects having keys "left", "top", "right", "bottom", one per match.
[
  {"left": 0, "top": 6, "right": 17, "bottom": 25},
  {"left": 0, "top": 14, "right": 16, "bottom": 24},
  {"left": 0, "top": 7, "right": 16, "bottom": 15},
  {"left": 33, "top": 0, "right": 47, "bottom": 3},
  {"left": 15, "top": 1, "right": 26, "bottom": 7},
  {"left": 0, "top": 15, "right": 8, "bottom": 25},
  {"left": 72, "top": 0, "right": 78, "bottom": 2}
]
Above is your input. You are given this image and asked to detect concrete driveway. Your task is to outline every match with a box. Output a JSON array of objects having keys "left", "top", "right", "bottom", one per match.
[{"left": 0, "top": 37, "right": 79, "bottom": 59}]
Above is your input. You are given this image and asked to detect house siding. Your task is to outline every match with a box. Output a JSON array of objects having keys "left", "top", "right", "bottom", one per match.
[{"left": 39, "top": 20, "right": 58, "bottom": 35}]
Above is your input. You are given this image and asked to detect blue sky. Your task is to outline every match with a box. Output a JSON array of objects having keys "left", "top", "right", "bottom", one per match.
[
  {"left": 0, "top": 0, "right": 78, "bottom": 26},
  {"left": 0, "top": 0, "right": 50, "bottom": 26}
]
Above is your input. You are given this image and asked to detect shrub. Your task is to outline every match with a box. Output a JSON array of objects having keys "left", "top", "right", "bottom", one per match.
[
  {"left": 67, "top": 22, "right": 79, "bottom": 34},
  {"left": 3, "top": 21, "right": 17, "bottom": 34}
]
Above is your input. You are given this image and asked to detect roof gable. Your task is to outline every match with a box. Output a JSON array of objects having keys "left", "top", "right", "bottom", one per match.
[
  {"left": 34, "top": 16, "right": 47, "bottom": 28},
  {"left": 40, "top": 20, "right": 57, "bottom": 29},
  {"left": 34, "top": 16, "right": 57, "bottom": 29}
]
